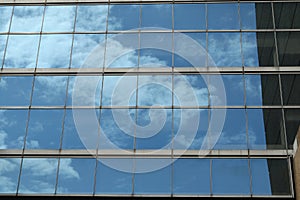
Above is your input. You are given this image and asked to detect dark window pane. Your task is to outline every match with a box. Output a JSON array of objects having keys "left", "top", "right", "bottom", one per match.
[
  {"left": 285, "top": 109, "right": 300, "bottom": 149},
  {"left": 4, "top": 35, "right": 39, "bottom": 68},
  {"left": 212, "top": 159, "right": 250, "bottom": 195},
  {"left": 208, "top": 33, "right": 242, "bottom": 67},
  {"left": 277, "top": 32, "right": 300, "bottom": 66},
  {"left": 43, "top": 6, "right": 76, "bottom": 32},
  {"left": 251, "top": 159, "right": 291, "bottom": 195},
  {"left": 10, "top": 6, "right": 44, "bottom": 32},
  {"left": 96, "top": 159, "right": 132, "bottom": 194},
  {"left": 174, "top": 4, "right": 205, "bottom": 30},
  {"left": 57, "top": 159, "right": 95, "bottom": 194},
  {"left": 26, "top": 110, "right": 64, "bottom": 149},
  {"left": 281, "top": 75, "right": 300, "bottom": 105},
  {"left": 174, "top": 159, "right": 210, "bottom": 194},
  {"left": 0, "top": 77, "right": 33, "bottom": 106},
  {"left": 260, "top": 75, "right": 281, "bottom": 105},
  {"left": 274, "top": 3, "right": 300, "bottom": 29},
  {"left": 76, "top": 5, "right": 108, "bottom": 31},
  {"left": 19, "top": 158, "right": 58, "bottom": 194},
  {"left": 134, "top": 159, "right": 171, "bottom": 194},
  {"left": 38, "top": 35, "right": 72, "bottom": 68},
  {"left": 108, "top": 5, "right": 139, "bottom": 31},
  {"left": 0, "top": 6, "right": 12, "bottom": 32},
  {"left": 0, "top": 158, "right": 21, "bottom": 193},
  {"left": 207, "top": 3, "right": 239, "bottom": 30},
  {"left": 0, "top": 110, "right": 28, "bottom": 149},
  {"left": 141, "top": 4, "right": 172, "bottom": 29}
]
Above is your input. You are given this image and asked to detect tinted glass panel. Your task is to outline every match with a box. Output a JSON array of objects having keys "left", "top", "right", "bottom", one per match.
[
  {"left": 174, "top": 4, "right": 205, "bottom": 30},
  {"left": 274, "top": 3, "right": 300, "bottom": 29},
  {"left": 10, "top": 6, "right": 44, "bottom": 32},
  {"left": 260, "top": 75, "right": 281, "bottom": 105},
  {"left": 0, "top": 158, "right": 20, "bottom": 193},
  {"left": 141, "top": 4, "right": 172, "bottom": 29},
  {"left": 285, "top": 109, "right": 300, "bottom": 149},
  {"left": 108, "top": 5, "right": 139, "bottom": 31},
  {"left": 0, "top": 6, "right": 12, "bottom": 32},
  {"left": 281, "top": 75, "right": 300, "bottom": 105},
  {"left": 256, "top": 32, "right": 277, "bottom": 66},
  {"left": 277, "top": 32, "right": 300, "bottom": 66}
]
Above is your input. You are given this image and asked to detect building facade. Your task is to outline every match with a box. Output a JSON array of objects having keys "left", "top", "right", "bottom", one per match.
[{"left": 0, "top": 0, "right": 299, "bottom": 198}]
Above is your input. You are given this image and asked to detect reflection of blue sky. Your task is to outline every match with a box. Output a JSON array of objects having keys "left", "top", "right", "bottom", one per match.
[
  {"left": 141, "top": 4, "right": 172, "bottom": 29},
  {"left": 245, "top": 75, "right": 263, "bottom": 105},
  {"left": 108, "top": 5, "right": 139, "bottom": 31},
  {"left": 0, "top": 158, "right": 20, "bottom": 193},
  {"left": 240, "top": 3, "right": 257, "bottom": 29},
  {"left": 242, "top": 33, "right": 259, "bottom": 66},
  {"left": 174, "top": 4, "right": 205, "bottom": 30},
  {"left": 251, "top": 159, "right": 272, "bottom": 195},
  {"left": 76, "top": 5, "right": 107, "bottom": 31},
  {"left": 0, "top": 6, "right": 12, "bottom": 32},
  {"left": 0, "top": 35, "right": 6, "bottom": 66},
  {"left": 248, "top": 109, "right": 267, "bottom": 149}
]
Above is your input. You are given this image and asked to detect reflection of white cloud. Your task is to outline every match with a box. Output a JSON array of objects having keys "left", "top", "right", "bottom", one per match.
[
  {"left": 0, "top": 79, "right": 7, "bottom": 89},
  {"left": 0, "top": 159, "right": 19, "bottom": 193},
  {"left": 59, "top": 159, "right": 80, "bottom": 179},
  {"left": 0, "top": 131, "right": 8, "bottom": 149},
  {"left": 28, "top": 122, "right": 44, "bottom": 133}
]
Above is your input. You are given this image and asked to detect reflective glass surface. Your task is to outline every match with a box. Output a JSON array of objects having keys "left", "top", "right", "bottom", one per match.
[
  {"left": 245, "top": 75, "right": 263, "bottom": 105},
  {"left": 285, "top": 109, "right": 300, "bottom": 149},
  {"left": 0, "top": 35, "right": 6, "bottom": 66},
  {"left": 281, "top": 75, "right": 300, "bottom": 105},
  {"left": 274, "top": 3, "right": 300, "bottom": 29},
  {"left": 174, "top": 4, "right": 205, "bottom": 30},
  {"left": 277, "top": 32, "right": 300, "bottom": 66},
  {"left": 0, "top": 6, "right": 12, "bottom": 32},
  {"left": 141, "top": 4, "right": 172, "bottom": 29},
  {"left": 0, "top": 158, "right": 20, "bottom": 193}
]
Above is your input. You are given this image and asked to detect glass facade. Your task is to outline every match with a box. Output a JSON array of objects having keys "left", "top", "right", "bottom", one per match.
[{"left": 0, "top": 0, "right": 299, "bottom": 198}]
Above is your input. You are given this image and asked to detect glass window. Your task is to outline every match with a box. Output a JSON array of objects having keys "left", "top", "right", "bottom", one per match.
[
  {"left": 105, "top": 34, "right": 138, "bottom": 68},
  {"left": 96, "top": 159, "right": 132, "bottom": 194},
  {"left": 57, "top": 158, "right": 95, "bottom": 194},
  {"left": 76, "top": 5, "right": 108, "bottom": 32},
  {"left": 174, "top": 32, "right": 206, "bottom": 67},
  {"left": 71, "top": 34, "right": 105, "bottom": 68},
  {"left": 174, "top": 4, "right": 205, "bottom": 30},
  {"left": 257, "top": 32, "right": 277, "bottom": 66},
  {"left": 285, "top": 109, "right": 300, "bottom": 149},
  {"left": 0, "top": 110, "right": 28, "bottom": 149},
  {"left": 245, "top": 75, "right": 263, "bottom": 105},
  {"left": 174, "top": 75, "right": 208, "bottom": 106},
  {"left": 0, "top": 35, "right": 6, "bottom": 67},
  {"left": 213, "top": 109, "right": 247, "bottom": 150},
  {"left": 212, "top": 159, "right": 250, "bottom": 195},
  {"left": 242, "top": 33, "right": 259, "bottom": 67},
  {"left": 0, "top": 6, "right": 12, "bottom": 32},
  {"left": 37, "top": 34, "right": 72, "bottom": 68},
  {"left": 277, "top": 32, "right": 300, "bottom": 66},
  {"left": 208, "top": 33, "right": 242, "bottom": 67},
  {"left": 108, "top": 5, "right": 140, "bottom": 31},
  {"left": 141, "top": 4, "right": 172, "bottom": 29},
  {"left": 0, "top": 76, "right": 33, "bottom": 106},
  {"left": 138, "top": 75, "right": 172, "bottom": 106},
  {"left": 136, "top": 109, "right": 172, "bottom": 150},
  {"left": 99, "top": 109, "right": 134, "bottom": 150},
  {"left": 10, "top": 6, "right": 44, "bottom": 32},
  {"left": 0, "top": 158, "right": 21, "bottom": 193},
  {"left": 251, "top": 159, "right": 291, "bottom": 195},
  {"left": 207, "top": 3, "right": 239, "bottom": 30},
  {"left": 102, "top": 76, "right": 137, "bottom": 106},
  {"left": 260, "top": 75, "right": 281, "bottom": 105},
  {"left": 274, "top": 3, "right": 300, "bottom": 29},
  {"left": 281, "top": 75, "right": 300, "bottom": 105},
  {"left": 26, "top": 110, "right": 64, "bottom": 149},
  {"left": 173, "top": 158, "right": 210, "bottom": 194},
  {"left": 4, "top": 35, "right": 39, "bottom": 68},
  {"left": 140, "top": 33, "right": 172, "bottom": 67},
  {"left": 32, "top": 76, "right": 68, "bottom": 106},
  {"left": 19, "top": 158, "right": 58, "bottom": 194},
  {"left": 134, "top": 159, "right": 171, "bottom": 194},
  {"left": 43, "top": 6, "right": 76, "bottom": 32}
]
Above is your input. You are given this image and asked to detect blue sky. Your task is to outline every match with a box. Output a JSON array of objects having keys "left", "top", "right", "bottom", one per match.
[{"left": 0, "top": 3, "right": 291, "bottom": 195}]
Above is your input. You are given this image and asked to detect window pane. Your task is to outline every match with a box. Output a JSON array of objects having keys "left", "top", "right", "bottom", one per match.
[
  {"left": 32, "top": 76, "right": 68, "bottom": 106},
  {"left": 0, "top": 158, "right": 21, "bottom": 194},
  {"left": 108, "top": 5, "right": 139, "bottom": 31},
  {"left": 76, "top": 5, "right": 108, "bottom": 31},
  {"left": 261, "top": 75, "right": 281, "bottom": 105},
  {"left": 242, "top": 33, "right": 259, "bottom": 67},
  {"left": 251, "top": 159, "right": 291, "bottom": 195},
  {"left": 57, "top": 158, "right": 95, "bottom": 194},
  {"left": 10, "top": 6, "right": 44, "bottom": 32},
  {"left": 245, "top": 75, "right": 262, "bottom": 105},
  {"left": 0, "top": 35, "right": 6, "bottom": 66},
  {"left": 138, "top": 75, "right": 172, "bottom": 106},
  {"left": 43, "top": 6, "right": 76, "bottom": 32},
  {"left": 212, "top": 159, "right": 250, "bottom": 195},
  {"left": 141, "top": 4, "right": 172, "bottom": 29},
  {"left": 0, "top": 77, "right": 33, "bottom": 106},
  {"left": 213, "top": 109, "right": 247, "bottom": 150},
  {"left": 38, "top": 34, "right": 72, "bottom": 68},
  {"left": 0, "top": 6, "right": 12, "bottom": 32},
  {"left": 4, "top": 35, "right": 39, "bottom": 68},
  {"left": 26, "top": 110, "right": 64, "bottom": 149},
  {"left": 277, "top": 32, "right": 300, "bottom": 66},
  {"left": 96, "top": 159, "right": 132, "bottom": 194},
  {"left": 281, "top": 75, "right": 300, "bottom": 105},
  {"left": 102, "top": 76, "right": 137, "bottom": 106},
  {"left": 208, "top": 33, "right": 242, "bottom": 67},
  {"left": 173, "top": 159, "right": 210, "bottom": 194},
  {"left": 207, "top": 3, "right": 239, "bottom": 30},
  {"left": 136, "top": 109, "right": 172, "bottom": 150},
  {"left": 99, "top": 109, "right": 134, "bottom": 150},
  {"left": 0, "top": 110, "right": 28, "bottom": 149},
  {"left": 134, "top": 159, "right": 171, "bottom": 194},
  {"left": 274, "top": 3, "right": 300, "bottom": 29},
  {"left": 19, "top": 158, "right": 58, "bottom": 194},
  {"left": 174, "top": 4, "right": 205, "bottom": 30},
  {"left": 71, "top": 34, "right": 105, "bottom": 68},
  {"left": 285, "top": 109, "right": 300, "bottom": 149}
]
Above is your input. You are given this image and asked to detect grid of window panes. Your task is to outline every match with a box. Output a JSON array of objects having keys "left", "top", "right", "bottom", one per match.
[{"left": 0, "top": 1, "right": 299, "bottom": 197}]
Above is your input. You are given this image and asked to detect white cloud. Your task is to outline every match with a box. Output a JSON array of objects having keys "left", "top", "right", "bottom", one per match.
[{"left": 59, "top": 159, "right": 80, "bottom": 180}]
